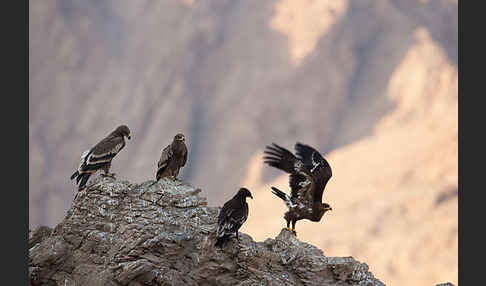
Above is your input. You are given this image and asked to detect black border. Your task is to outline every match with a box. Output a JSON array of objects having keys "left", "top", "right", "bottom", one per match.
[
  {"left": 4, "top": 0, "right": 27, "bottom": 284},
  {"left": 458, "top": 1, "right": 462, "bottom": 284},
  {"left": 459, "top": 1, "right": 477, "bottom": 285}
]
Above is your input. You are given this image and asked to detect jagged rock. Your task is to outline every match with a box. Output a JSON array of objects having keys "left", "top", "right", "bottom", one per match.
[
  {"left": 29, "top": 175, "right": 385, "bottom": 286},
  {"left": 29, "top": 226, "right": 53, "bottom": 249}
]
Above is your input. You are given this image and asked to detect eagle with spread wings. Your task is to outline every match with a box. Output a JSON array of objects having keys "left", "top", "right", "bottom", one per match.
[
  {"left": 70, "top": 125, "right": 131, "bottom": 190},
  {"left": 263, "top": 142, "right": 332, "bottom": 235}
]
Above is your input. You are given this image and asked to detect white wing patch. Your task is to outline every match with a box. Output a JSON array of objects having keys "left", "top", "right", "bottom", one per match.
[
  {"left": 310, "top": 152, "right": 321, "bottom": 173},
  {"left": 218, "top": 222, "right": 233, "bottom": 237},
  {"left": 299, "top": 180, "right": 311, "bottom": 188},
  {"left": 310, "top": 162, "right": 321, "bottom": 173},
  {"left": 285, "top": 194, "right": 296, "bottom": 208},
  {"left": 217, "top": 209, "right": 234, "bottom": 237},
  {"left": 294, "top": 160, "right": 304, "bottom": 172},
  {"left": 78, "top": 149, "right": 91, "bottom": 170}
]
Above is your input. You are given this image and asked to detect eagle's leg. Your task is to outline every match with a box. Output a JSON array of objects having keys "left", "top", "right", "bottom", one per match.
[
  {"left": 167, "top": 171, "right": 176, "bottom": 181},
  {"left": 285, "top": 219, "right": 292, "bottom": 232},
  {"left": 101, "top": 163, "right": 116, "bottom": 178},
  {"left": 291, "top": 220, "right": 297, "bottom": 236}
]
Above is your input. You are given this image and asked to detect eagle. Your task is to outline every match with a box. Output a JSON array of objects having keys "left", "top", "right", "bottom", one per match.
[
  {"left": 263, "top": 142, "right": 332, "bottom": 235},
  {"left": 215, "top": 187, "right": 253, "bottom": 248},
  {"left": 155, "top": 133, "right": 187, "bottom": 181},
  {"left": 70, "top": 125, "right": 131, "bottom": 190}
]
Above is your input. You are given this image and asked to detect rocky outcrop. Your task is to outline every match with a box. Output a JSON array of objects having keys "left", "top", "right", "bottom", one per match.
[{"left": 29, "top": 176, "right": 384, "bottom": 286}]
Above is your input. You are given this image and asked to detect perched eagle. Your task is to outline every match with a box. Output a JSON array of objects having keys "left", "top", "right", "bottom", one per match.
[
  {"left": 70, "top": 125, "right": 131, "bottom": 190},
  {"left": 263, "top": 142, "right": 332, "bottom": 235},
  {"left": 215, "top": 187, "right": 253, "bottom": 248},
  {"left": 155, "top": 133, "right": 187, "bottom": 181}
]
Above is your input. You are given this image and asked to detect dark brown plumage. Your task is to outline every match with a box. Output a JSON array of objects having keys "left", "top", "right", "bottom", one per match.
[
  {"left": 70, "top": 125, "right": 131, "bottom": 190},
  {"left": 263, "top": 142, "right": 332, "bottom": 235},
  {"left": 155, "top": 133, "right": 187, "bottom": 181},
  {"left": 215, "top": 187, "right": 253, "bottom": 248}
]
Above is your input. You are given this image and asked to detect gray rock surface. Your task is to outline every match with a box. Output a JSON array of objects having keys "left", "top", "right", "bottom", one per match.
[{"left": 29, "top": 175, "right": 384, "bottom": 286}]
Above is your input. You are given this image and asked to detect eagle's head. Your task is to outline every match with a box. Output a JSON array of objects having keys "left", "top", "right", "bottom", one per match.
[
  {"left": 238, "top": 187, "right": 253, "bottom": 200},
  {"left": 114, "top": 125, "right": 131, "bottom": 140},
  {"left": 312, "top": 202, "right": 332, "bottom": 221},
  {"left": 322, "top": 203, "right": 332, "bottom": 213},
  {"left": 174, "top": 133, "right": 186, "bottom": 143}
]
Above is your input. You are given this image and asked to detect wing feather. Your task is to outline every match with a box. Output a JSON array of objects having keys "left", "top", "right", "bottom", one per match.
[
  {"left": 295, "top": 143, "right": 332, "bottom": 202},
  {"left": 78, "top": 149, "right": 91, "bottom": 170},
  {"left": 181, "top": 146, "right": 188, "bottom": 167},
  {"left": 217, "top": 202, "right": 234, "bottom": 237},
  {"left": 217, "top": 199, "right": 248, "bottom": 237},
  {"left": 78, "top": 136, "right": 125, "bottom": 173},
  {"left": 263, "top": 143, "right": 315, "bottom": 201},
  {"left": 157, "top": 145, "right": 173, "bottom": 170}
]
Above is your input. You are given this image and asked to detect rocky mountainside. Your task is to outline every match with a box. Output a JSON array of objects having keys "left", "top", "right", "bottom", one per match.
[{"left": 29, "top": 176, "right": 385, "bottom": 286}]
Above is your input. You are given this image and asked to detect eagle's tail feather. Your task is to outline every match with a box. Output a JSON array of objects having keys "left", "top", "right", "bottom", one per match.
[
  {"left": 271, "top": 186, "right": 294, "bottom": 209},
  {"left": 271, "top": 187, "right": 289, "bottom": 202},
  {"left": 214, "top": 235, "right": 230, "bottom": 248},
  {"left": 70, "top": 171, "right": 79, "bottom": 180},
  {"left": 76, "top": 172, "right": 83, "bottom": 184},
  {"left": 78, "top": 173, "right": 91, "bottom": 190}
]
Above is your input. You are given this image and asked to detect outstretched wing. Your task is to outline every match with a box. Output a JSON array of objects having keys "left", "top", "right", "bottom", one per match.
[
  {"left": 295, "top": 143, "right": 332, "bottom": 203},
  {"left": 79, "top": 135, "right": 125, "bottom": 173},
  {"left": 263, "top": 143, "right": 314, "bottom": 201},
  {"left": 157, "top": 144, "right": 173, "bottom": 173}
]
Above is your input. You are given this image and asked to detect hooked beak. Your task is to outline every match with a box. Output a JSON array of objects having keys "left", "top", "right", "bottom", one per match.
[
  {"left": 327, "top": 207, "right": 332, "bottom": 211},
  {"left": 127, "top": 134, "right": 131, "bottom": 140}
]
